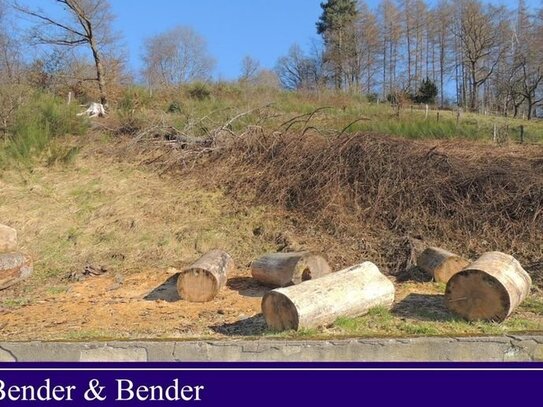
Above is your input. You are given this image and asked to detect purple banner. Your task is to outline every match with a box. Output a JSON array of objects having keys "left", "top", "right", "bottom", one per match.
[{"left": 0, "top": 363, "right": 542, "bottom": 405}]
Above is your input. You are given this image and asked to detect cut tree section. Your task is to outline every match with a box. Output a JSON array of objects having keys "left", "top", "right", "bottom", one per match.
[
  {"left": 261, "top": 261, "right": 395, "bottom": 331},
  {"left": 177, "top": 250, "right": 234, "bottom": 303},
  {"left": 417, "top": 247, "right": 470, "bottom": 283},
  {"left": 0, "top": 224, "right": 17, "bottom": 254},
  {"left": 251, "top": 252, "right": 331, "bottom": 287},
  {"left": 445, "top": 252, "right": 532, "bottom": 322},
  {"left": 0, "top": 253, "right": 33, "bottom": 290}
]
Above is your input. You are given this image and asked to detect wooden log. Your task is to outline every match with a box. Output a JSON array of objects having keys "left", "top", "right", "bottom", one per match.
[
  {"left": 417, "top": 247, "right": 470, "bottom": 283},
  {"left": 0, "top": 253, "right": 33, "bottom": 290},
  {"left": 251, "top": 252, "right": 331, "bottom": 287},
  {"left": 261, "top": 262, "right": 395, "bottom": 331},
  {"left": 445, "top": 252, "right": 532, "bottom": 322},
  {"left": 177, "top": 250, "right": 234, "bottom": 303},
  {"left": 0, "top": 224, "right": 17, "bottom": 254}
]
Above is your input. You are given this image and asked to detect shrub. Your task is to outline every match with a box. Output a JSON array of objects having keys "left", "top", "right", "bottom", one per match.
[
  {"left": 366, "top": 93, "right": 379, "bottom": 103},
  {"left": 167, "top": 101, "right": 183, "bottom": 114},
  {"left": 412, "top": 78, "right": 438, "bottom": 104},
  {"left": 117, "top": 86, "right": 153, "bottom": 114},
  {"left": 188, "top": 83, "right": 211, "bottom": 100},
  {"left": 0, "top": 93, "right": 87, "bottom": 167}
]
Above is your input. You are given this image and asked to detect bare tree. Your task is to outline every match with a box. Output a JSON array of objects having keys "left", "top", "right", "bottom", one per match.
[
  {"left": 379, "top": 0, "right": 401, "bottom": 98},
  {"left": 142, "top": 26, "right": 215, "bottom": 89},
  {"left": 14, "top": 0, "right": 118, "bottom": 106},
  {"left": 239, "top": 55, "right": 261, "bottom": 83},
  {"left": 356, "top": 2, "right": 380, "bottom": 94},
  {"left": 434, "top": 0, "right": 453, "bottom": 107},
  {"left": 453, "top": 0, "right": 509, "bottom": 111},
  {"left": 252, "top": 69, "right": 280, "bottom": 88},
  {"left": 275, "top": 44, "right": 322, "bottom": 90},
  {"left": 0, "top": 0, "right": 23, "bottom": 84}
]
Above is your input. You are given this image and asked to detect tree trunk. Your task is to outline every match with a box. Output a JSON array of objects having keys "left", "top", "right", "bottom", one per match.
[
  {"left": 0, "top": 253, "right": 33, "bottom": 290},
  {"left": 177, "top": 250, "right": 234, "bottom": 303},
  {"left": 526, "top": 95, "right": 533, "bottom": 120},
  {"left": 445, "top": 252, "right": 532, "bottom": 322},
  {"left": 417, "top": 247, "right": 470, "bottom": 283},
  {"left": 440, "top": 38, "right": 445, "bottom": 108},
  {"left": 89, "top": 38, "right": 107, "bottom": 107},
  {"left": 470, "top": 63, "right": 478, "bottom": 111},
  {"left": 0, "top": 224, "right": 17, "bottom": 253},
  {"left": 406, "top": 19, "right": 412, "bottom": 89},
  {"left": 261, "top": 262, "right": 395, "bottom": 331},
  {"left": 251, "top": 252, "right": 331, "bottom": 288},
  {"left": 382, "top": 37, "right": 387, "bottom": 99}
]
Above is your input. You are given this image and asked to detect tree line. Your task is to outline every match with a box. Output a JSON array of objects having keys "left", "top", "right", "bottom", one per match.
[
  {"left": 278, "top": 0, "right": 543, "bottom": 119},
  {"left": 1, "top": 0, "right": 542, "bottom": 119}
]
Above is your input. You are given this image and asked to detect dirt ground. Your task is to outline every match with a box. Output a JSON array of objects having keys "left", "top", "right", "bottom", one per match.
[
  {"left": 1, "top": 135, "right": 542, "bottom": 340},
  {"left": 0, "top": 265, "right": 457, "bottom": 340}
]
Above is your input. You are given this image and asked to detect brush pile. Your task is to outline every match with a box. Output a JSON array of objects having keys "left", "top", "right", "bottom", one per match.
[{"left": 208, "top": 131, "right": 543, "bottom": 275}]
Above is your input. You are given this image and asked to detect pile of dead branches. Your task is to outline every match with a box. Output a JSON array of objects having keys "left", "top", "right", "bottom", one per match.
[
  {"left": 118, "top": 106, "right": 543, "bottom": 275},
  {"left": 208, "top": 131, "right": 543, "bottom": 270}
]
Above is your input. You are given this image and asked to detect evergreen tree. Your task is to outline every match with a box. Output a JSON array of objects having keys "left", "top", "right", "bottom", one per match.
[
  {"left": 316, "top": 0, "right": 358, "bottom": 90},
  {"left": 413, "top": 77, "right": 438, "bottom": 104}
]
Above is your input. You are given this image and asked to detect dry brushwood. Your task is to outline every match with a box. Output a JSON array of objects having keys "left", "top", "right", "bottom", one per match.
[
  {"left": 205, "top": 132, "right": 543, "bottom": 271},
  {"left": 69, "top": 264, "right": 108, "bottom": 282},
  {"left": 129, "top": 106, "right": 543, "bottom": 275}
]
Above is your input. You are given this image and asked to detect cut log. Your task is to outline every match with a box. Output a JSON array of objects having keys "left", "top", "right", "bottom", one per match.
[
  {"left": 0, "top": 253, "right": 33, "bottom": 290},
  {"left": 261, "top": 262, "right": 395, "bottom": 331},
  {"left": 445, "top": 252, "right": 532, "bottom": 322},
  {"left": 251, "top": 252, "right": 331, "bottom": 287},
  {"left": 0, "top": 224, "right": 17, "bottom": 254},
  {"left": 417, "top": 247, "right": 470, "bottom": 283},
  {"left": 177, "top": 250, "right": 234, "bottom": 302}
]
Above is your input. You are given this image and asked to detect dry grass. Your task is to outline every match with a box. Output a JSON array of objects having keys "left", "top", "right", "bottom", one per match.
[
  {"left": 0, "top": 135, "right": 296, "bottom": 291},
  {"left": 1, "top": 134, "right": 542, "bottom": 340}
]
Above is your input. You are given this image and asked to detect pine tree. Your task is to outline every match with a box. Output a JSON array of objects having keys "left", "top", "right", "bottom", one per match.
[
  {"left": 316, "top": 0, "right": 358, "bottom": 90},
  {"left": 413, "top": 77, "right": 438, "bottom": 104}
]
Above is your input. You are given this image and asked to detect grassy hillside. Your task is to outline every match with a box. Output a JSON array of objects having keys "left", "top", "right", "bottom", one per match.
[
  {"left": 0, "top": 87, "right": 542, "bottom": 340},
  {"left": 113, "top": 84, "right": 543, "bottom": 143}
]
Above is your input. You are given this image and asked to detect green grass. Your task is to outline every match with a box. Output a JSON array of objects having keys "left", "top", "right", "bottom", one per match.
[
  {"left": 64, "top": 329, "right": 118, "bottom": 341},
  {"left": 330, "top": 305, "right": 543, "bottom": 338},
  {"left": 520, "top": 297, "right": 543, "bottom": 314},
  {"left": 115, "top": 84, "right": 543, "bottom": 143},
  {"left": 1, "top": 298, "right": 31, "bottom": 309},
  {"left": 0, "top": 93, "right": 88, "bottom": 168},
  {"left": 46, "top": 286, "right": 70, "bottom": 296}
]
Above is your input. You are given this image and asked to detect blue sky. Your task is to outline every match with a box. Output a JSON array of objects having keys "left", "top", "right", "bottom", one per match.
[
  {"left": 15, "top": 0, "right": 543, "bottom": 80},
  {"left": 111, "top": 0, "right": 323, "bottom": 80}
]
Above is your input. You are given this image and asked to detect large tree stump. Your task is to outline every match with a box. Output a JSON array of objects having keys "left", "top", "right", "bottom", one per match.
[
  {"left": 261, "top": 262, "right": 395, "bottom": 331},
  {"left": 445, "top": 252, "right": 532, "bottom": 322},
  {"left": 0, "top": 224, "right": 17, "bottom": 254},
  {"left": 77, "top": 102, "right": 105, "bottom": 118},
  {"left": 251, "top": 252, "right": 331, "bottom": 287},
  {"left": 0, "top": 253, "right": 33, "bottom": 290},
  {"left": 177, "top": 250, "right": 234, "bottom": 303},
  {"left": 417, "top": 247, "right": 470, "bottom": 283}
]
